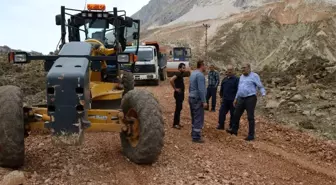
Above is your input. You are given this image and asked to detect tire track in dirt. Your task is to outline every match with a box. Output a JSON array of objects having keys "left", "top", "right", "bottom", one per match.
[{"left": 254, "top": 141, "right": 336, "bottom": 179}]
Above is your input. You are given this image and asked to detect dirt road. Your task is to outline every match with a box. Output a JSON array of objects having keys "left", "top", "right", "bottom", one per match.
[{"left": 1, "top": 80, "right": 336, "bottom": 185}]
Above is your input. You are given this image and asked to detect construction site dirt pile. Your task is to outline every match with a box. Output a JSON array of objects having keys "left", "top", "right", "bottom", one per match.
[{"left": 0, "top": 54, "right": 46, "bottom": 105}]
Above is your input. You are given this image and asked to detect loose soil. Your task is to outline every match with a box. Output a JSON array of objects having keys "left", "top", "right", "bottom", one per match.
[{"left": 1, "top": 79, "right": 336, "bottom": 185}]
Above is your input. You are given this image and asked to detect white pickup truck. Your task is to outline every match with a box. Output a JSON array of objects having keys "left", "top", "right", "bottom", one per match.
[{"left": 123, "top": 42, "right": 167, "bottom": 85}]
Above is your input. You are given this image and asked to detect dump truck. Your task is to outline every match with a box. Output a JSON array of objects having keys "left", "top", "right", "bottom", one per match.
[
  {"left": 166, "top": 47, "right": 192, "bottom": 77},
  {"left": 1, "top": 4, "right": 165, "bottom": 169},
  {"left": 123, "top": 41, "right": 167, "bottom": 85}
]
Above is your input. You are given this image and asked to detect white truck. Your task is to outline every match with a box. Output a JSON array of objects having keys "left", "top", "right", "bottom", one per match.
[
  {"left": 166, "top": 47, "right": 192, "bottom": 77},
  {"left": 123, "top": 42, "right": 167, "bottom": 85}
]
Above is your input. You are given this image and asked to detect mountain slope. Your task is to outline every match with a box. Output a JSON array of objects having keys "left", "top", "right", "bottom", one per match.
[
  {"left": 132, "top": 0, "right": 279, "bottom": 30},
  {"left": 131, "top": 0, "right": 197, "bottom": 30},
  {"left": 139, "top": 0, "right": 336, "bottom": 139}
]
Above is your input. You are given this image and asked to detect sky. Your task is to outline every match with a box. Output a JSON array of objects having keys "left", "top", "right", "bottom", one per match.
[{"left": 0, "top": 0, "right": 150, "bottom": 54}]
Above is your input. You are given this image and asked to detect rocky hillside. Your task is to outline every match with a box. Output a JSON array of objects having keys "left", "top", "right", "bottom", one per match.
[
  {"left": 132, "top": 0, "right": 278, "bottom": 30},
  {"left": 0, "top": 45, "right": 42, "bottom": 55},
  {"left": 138, "top": 0, "right": 336, "bottom": 139}
]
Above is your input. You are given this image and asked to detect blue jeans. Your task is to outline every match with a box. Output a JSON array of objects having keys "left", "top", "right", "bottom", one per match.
[
  {"left": 218, "top": 99, "right": 235, "bottom": 129},
  {"left": 189, "top": 97, "right": 204, "bottom": 140}
]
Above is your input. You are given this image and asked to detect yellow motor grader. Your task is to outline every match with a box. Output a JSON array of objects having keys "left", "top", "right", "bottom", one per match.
[{"left": 0, "top": 4, "right": 164, "bottom": 169}]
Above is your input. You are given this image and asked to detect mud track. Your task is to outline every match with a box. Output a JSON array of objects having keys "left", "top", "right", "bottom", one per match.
[{"left": 1, "top": 79, "right": 336, "bottom": 185}]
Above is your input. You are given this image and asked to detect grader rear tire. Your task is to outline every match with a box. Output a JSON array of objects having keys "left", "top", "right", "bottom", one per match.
[
  {"left": 122, "top": 71, "right": 134, "bottom": 95},
  {"left": 0, "top": 85, "right": 25, "bottom": 168},
  {"left": 120, "top": 89, "right": 164, "bottom": 164}
]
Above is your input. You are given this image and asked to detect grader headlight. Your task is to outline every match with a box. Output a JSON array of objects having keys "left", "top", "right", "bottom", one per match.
[
  {"left": 117, "top": 54, "right": 130, "bottom": 63},
  {"left": 8, "top": 52, "right": 29, "bottom": 63}
]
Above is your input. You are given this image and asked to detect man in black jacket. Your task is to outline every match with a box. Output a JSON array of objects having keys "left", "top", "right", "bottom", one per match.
[
  {"left": 217, "top": 65, "right": 239, "bottom": 130},
  {"left": 170, "top": 63, "right": 186, "bottom": 129}
]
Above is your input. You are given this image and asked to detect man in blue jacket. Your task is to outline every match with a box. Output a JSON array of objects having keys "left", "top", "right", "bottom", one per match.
[
  {"left": 217, "top": 65, "right": 239, "bottom": 131},
  {"left": 189, "top": 60, "right": 207, "bottom": 143}
]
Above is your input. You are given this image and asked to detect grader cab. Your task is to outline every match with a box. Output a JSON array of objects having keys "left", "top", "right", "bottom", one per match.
[{"left": 0, "top": 4, "right": 164, "bottom": 169}]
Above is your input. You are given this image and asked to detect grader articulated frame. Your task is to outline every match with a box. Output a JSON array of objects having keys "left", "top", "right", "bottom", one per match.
[{"left": 0, "top": 4, "right": 164, "bottom": 169}]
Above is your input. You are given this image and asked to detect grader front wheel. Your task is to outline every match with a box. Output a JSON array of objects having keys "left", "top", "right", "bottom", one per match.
[
  {"left": 120, "top": 89, "right": 164, "bottom": 164},
  {"left": 122, "top": 71, "right": 134, "bottom": 95},
  {"left": 0, "top": 85, "right": 25, "bottom": 168}
]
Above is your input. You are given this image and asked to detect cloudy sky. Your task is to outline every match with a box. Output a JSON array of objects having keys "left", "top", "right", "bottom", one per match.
[{"left": 0, "top": 0, "right": 149, "bottom": 54}]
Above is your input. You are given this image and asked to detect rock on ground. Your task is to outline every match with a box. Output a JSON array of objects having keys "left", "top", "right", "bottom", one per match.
[{"left": 1, "top": 171, "right": 25, "bottom": 185}]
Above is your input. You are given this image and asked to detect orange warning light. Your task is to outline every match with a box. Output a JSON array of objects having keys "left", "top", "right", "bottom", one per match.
[{"left": 87, "top": 4, "right": 106, "bottom": 11}]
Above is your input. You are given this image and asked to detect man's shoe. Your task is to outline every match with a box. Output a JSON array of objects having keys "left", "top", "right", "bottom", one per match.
[
  {"left": 211, "top": 109, "right": 216, "bottom": 112},
  {"left": 226, "top": 129, "right": 237, "bottom": 136},
  {"left": 192, "top": 139, "right": 205, "bottom": 143},
  {"left": 216, "top": 125, "right": 224, "bottom": 130},
  {"left": 172, "top": 125, "right": 181, "bottom": 129},
  {"left": 244, "top": 136, "right": 255, "bottom": 141}
]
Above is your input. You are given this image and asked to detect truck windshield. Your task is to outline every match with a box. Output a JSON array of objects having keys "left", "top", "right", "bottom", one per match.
[
  {"left": 125, "top": 48, "right": 153, "bottom": 61},
  {"left": 173, "top": 47, "right": 191, "bottom": 61}
]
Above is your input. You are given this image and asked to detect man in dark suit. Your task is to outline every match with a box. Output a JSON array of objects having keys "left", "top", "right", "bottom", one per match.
[{"left": 217, "top": 65, "right": 239, "bottom": 131}]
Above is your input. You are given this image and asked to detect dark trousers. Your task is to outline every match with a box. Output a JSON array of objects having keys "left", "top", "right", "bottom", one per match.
[
  {"left": 173, "top": 92, "right": 184, "bottom": 126},
  {"left": 218, "top": 99, "right": 235, "bottom": 129},
  {"left": 206, "top": 87, "right": 217, "bottom": 110},
  {"left": 231, "top": 95, "right": 257, "bottom": 137},
  {"left": 189, "top": 97, "right": 204, "bottom": 140}
]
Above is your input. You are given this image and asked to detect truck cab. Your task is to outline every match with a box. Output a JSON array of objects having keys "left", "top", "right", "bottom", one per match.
[
  {"left": 166, "top": 47, "right": 191, "bottom": 77},
  {"left": 124, "top": 42, "right": 167, "bottom": 85}
]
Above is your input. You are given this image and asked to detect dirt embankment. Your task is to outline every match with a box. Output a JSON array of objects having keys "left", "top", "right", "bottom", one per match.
[
  {"left": 205, "top": 0, "right": 336, "bottom": 139},
  {"left": 0, "top": 54, "right": 46, "bottom": 105}
]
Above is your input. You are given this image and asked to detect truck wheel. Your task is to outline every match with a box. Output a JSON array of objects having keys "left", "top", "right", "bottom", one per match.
[
  {"left": 122, "top": 71, "right": 134, "bottom": 95},
  {"left": 120, "top": 89, "right": 164, "bottom": 164},
  {"left": 0, "top": 85, "right": 25, "bottom": 168}
]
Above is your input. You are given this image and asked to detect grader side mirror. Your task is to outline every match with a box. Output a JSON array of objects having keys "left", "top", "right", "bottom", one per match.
[
  {"left": 125, "top": 17, "right": 133, "bottom": 27},
  {"left": 55, "top": 14, "right": 62, "bottom": 26}
]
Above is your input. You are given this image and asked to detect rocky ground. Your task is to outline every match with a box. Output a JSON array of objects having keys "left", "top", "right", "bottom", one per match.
[
  {"left": 140, "top": 0, "right": 336, "bottom": 140},
  {"left": 1, "top": 1, "right": 336, "bottom": 183},
  {"left": 257, "top": 65, "right": 336, "bottom": 140},
  {"left": 1, "top": 76, "right": 336, "bottom": 184}
]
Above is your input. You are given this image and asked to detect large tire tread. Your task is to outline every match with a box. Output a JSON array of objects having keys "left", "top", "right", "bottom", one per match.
[
  {"left": 122, "top": 71, "right": 134, "bottom": 95},
  {"left": 0, "top": 85, "right": 25, "bottom": 169},
  {"left": 120, "top": 89, "right": 164, "bottom": 164}
]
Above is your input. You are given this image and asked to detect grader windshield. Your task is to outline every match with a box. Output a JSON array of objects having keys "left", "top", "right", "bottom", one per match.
[{"left": 55, "top": 4, "right": 140, "bottom": 53}]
